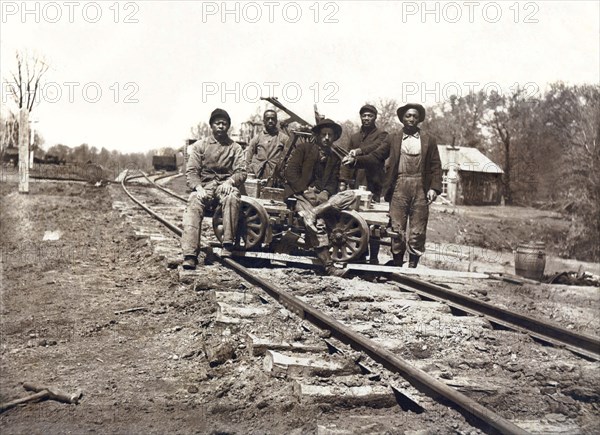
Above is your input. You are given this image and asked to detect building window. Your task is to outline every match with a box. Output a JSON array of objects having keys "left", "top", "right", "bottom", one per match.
[{"left": 442, "top": 171, "right": 449, "bottom": 196}]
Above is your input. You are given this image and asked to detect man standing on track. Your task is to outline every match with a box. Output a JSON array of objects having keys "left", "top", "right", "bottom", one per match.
[
  {"left": 384, "top": 103, "right": 442, "bottom": 268},
  {"left": 181, "top": 108, "right": 247, "bottom": 270}
]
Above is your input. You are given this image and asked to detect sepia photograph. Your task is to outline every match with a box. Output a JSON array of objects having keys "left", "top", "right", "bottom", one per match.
[{"left": 1, "top": 1, "right": 599, "bottom": 433}]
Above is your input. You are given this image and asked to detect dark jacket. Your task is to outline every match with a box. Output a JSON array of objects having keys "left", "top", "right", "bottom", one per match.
[
  {"left": 284, "top": 140, "right": 341, "bottom": 199},
  {"left": 382, "top": 132, "right": 442, "bottom": 202},
  {"left": 340, "top": 126, "right": 390, "bottom": 185}
]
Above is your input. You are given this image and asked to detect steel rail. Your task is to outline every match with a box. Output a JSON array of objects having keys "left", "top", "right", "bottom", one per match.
[
  {"left": 121, "top": 172, "right": 184, "bottom": 236},
  {"left": 141, "top": 172, "right": 188, "bottom": 202},
  {"left": 120, "top": 172, "right": 528, "bottom": 435},
  {"left": 151, "top": 171, "right": 183, "bottom": 183},
  {"left": 138, "top": 171, "right": 600, "bottom": 360},
  {"left": 388, "top": 273, "right": 600, "bottom": 361}
]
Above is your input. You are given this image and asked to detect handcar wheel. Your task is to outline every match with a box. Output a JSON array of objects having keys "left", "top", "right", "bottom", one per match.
[
  {"left": 327, "top": 210, "right": 370, "bottom": 262},
  {"left": 212, "top": 196, "right": 269, "bottom": 250}
]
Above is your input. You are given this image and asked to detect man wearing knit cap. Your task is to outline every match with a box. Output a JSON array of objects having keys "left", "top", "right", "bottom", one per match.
[
  {"left": 245, "top": 109, "right": 289, "bottom": 181},
  {"left": 340, "top": 104, "right": 390, "bottom": 202},
  {"left": 181, "top": 108, "right": 247, "bottom": 270},
  {"left": 284, "top": 118, "right": 356, "bottom": 277}
]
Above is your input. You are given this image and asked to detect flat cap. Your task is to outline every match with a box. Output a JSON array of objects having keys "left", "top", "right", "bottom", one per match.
[{"left": 359, "top": 104, "right": 378, "bottom": 116}]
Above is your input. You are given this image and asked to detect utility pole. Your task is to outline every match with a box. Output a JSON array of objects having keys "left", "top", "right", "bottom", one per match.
[{"left": 18, "top": 109, "right": 30, "bottom": 194}]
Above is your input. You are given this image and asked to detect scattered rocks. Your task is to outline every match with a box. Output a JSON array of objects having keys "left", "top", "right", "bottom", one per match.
[
  {"left": 187, "top": 385, "right": 199, "bottom": 394},
  {"left": 206, "top": 341, "right": 237, "bottom": 367}
]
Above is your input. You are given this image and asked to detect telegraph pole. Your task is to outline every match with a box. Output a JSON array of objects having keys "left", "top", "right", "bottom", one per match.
[{"left": 18, "top": 109, "right": 30, "bottom": 194}]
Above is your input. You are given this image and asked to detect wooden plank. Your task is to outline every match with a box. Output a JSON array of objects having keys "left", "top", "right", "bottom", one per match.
[
  {"left": 293, "top": 381, "right": 396, "bottom": 407},
  {"left": 215, "top": 249, "right": 320, "bottom": 266},
  {"left": 214, "top": 313, "right": 250, "bottom": 325},
  {"left": 246, "top": 333, "right": 328, "bottom": 356},
  {"left": 216, "top": 302, "right": 272, "bottom": 319},
  {"left": 263, "top": 350, "right": 358, "bottom": 377},
  {"left": 346, "top": 263, "right": 489, "bottom": 279},
  {"left": 210, "top": 291, "right": 263, "bottom": 305}
]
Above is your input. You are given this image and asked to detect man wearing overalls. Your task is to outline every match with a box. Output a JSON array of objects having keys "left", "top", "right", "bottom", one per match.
[{"left": 383, "top": 104, "right": 442, "bottom": 268}]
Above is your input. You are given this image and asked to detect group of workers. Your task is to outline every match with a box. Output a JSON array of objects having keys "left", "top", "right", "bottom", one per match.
[{"left": 180, "top": 102, "right": 442, "bottom": 276}]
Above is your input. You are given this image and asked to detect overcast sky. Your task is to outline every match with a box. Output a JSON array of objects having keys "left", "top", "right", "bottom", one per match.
[{"left": 1, "top": 1, "right": 598, "bottom": 153}]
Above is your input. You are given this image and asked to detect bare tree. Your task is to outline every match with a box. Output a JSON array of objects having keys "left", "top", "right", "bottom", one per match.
[{"left": 4, "top": 51, "right": 50, "bottom": 113}]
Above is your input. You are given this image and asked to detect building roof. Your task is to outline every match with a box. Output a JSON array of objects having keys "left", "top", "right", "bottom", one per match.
[{"left": 438, "top": 145, "right": 503, "bottom": 174}]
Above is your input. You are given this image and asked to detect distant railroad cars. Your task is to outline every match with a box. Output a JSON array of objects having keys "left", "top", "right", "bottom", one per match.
[{"left": 152, "top": 155, "right": 177, "bottom": 171}]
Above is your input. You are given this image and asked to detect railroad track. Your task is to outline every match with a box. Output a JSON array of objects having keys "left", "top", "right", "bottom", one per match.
[{"left": 118, "top": 171, "right": 600, "bottom": 434}]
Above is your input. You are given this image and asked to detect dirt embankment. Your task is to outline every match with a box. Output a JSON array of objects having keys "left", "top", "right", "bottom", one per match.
[{"left": 0, "top": 182, "right": 281, "bottom": 433}]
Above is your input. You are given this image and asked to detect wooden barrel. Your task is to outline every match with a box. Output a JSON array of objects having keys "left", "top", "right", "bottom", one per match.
[{"left": 514, "top": 242, "right": 546, "bottom": 280}]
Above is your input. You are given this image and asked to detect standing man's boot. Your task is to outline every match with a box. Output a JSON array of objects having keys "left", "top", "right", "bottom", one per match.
[
  {"left": 315, "top": 247, "right": 346, "bottom": 277},
  {"left": 385, "top": 250, "right": 405, "bottom": 267},
  {"left": 408, "top": 253, "right": 420, "bottom": 268},
  {"left": 368, "top": 235, "right": 381, "bottom": 265},
  {"left": 182, "top": 255, "right": 198, "bottom": 270}
]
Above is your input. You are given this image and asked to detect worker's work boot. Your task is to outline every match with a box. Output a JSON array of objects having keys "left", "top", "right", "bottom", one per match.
[
  {"left": 385, "top": 251, "right": 405, "bottom": 267},
  {"left": 316, "top": 247, "right": 346, "bottom": 277},
  {"left": 368, "top": 238, "right": 381, "bottom": 265},
  {"left": 182, "top": 255, "right": 198, "bottom": 270},
  {"left": 299, "top": 202, "right": 333, "bottom": 227},
  {"left": 408, "top": 253, "right": 420, "bottom": 268}
]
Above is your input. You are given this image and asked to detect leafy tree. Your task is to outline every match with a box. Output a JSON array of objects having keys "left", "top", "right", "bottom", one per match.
[
  {"left": 46, "top": 144, "right": 70, "bottom": 161},
  {"left": 428, "top": 92, "right": 487, "bottom": 150},
  {"left": 541, "top": 83, "right": 600, "bottom": 260}
]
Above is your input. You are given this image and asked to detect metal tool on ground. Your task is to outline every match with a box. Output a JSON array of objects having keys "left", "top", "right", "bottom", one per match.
[{"left": 0, "top": 382, "right": 82, "bottom": 413}]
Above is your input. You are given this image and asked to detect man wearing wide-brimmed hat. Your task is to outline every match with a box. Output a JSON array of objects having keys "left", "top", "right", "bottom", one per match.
[
  {"left": 284, "top": 118, "right": 356, "bottom": 276},
  {"left": 181, "top": 108, "right": 247, "bottom": 270},
  {"left": 382, "top": 103, "right": 442, "bottom": 268},
  {"left": 340, "top": 104, "right": 391, "bottom": 202}
]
